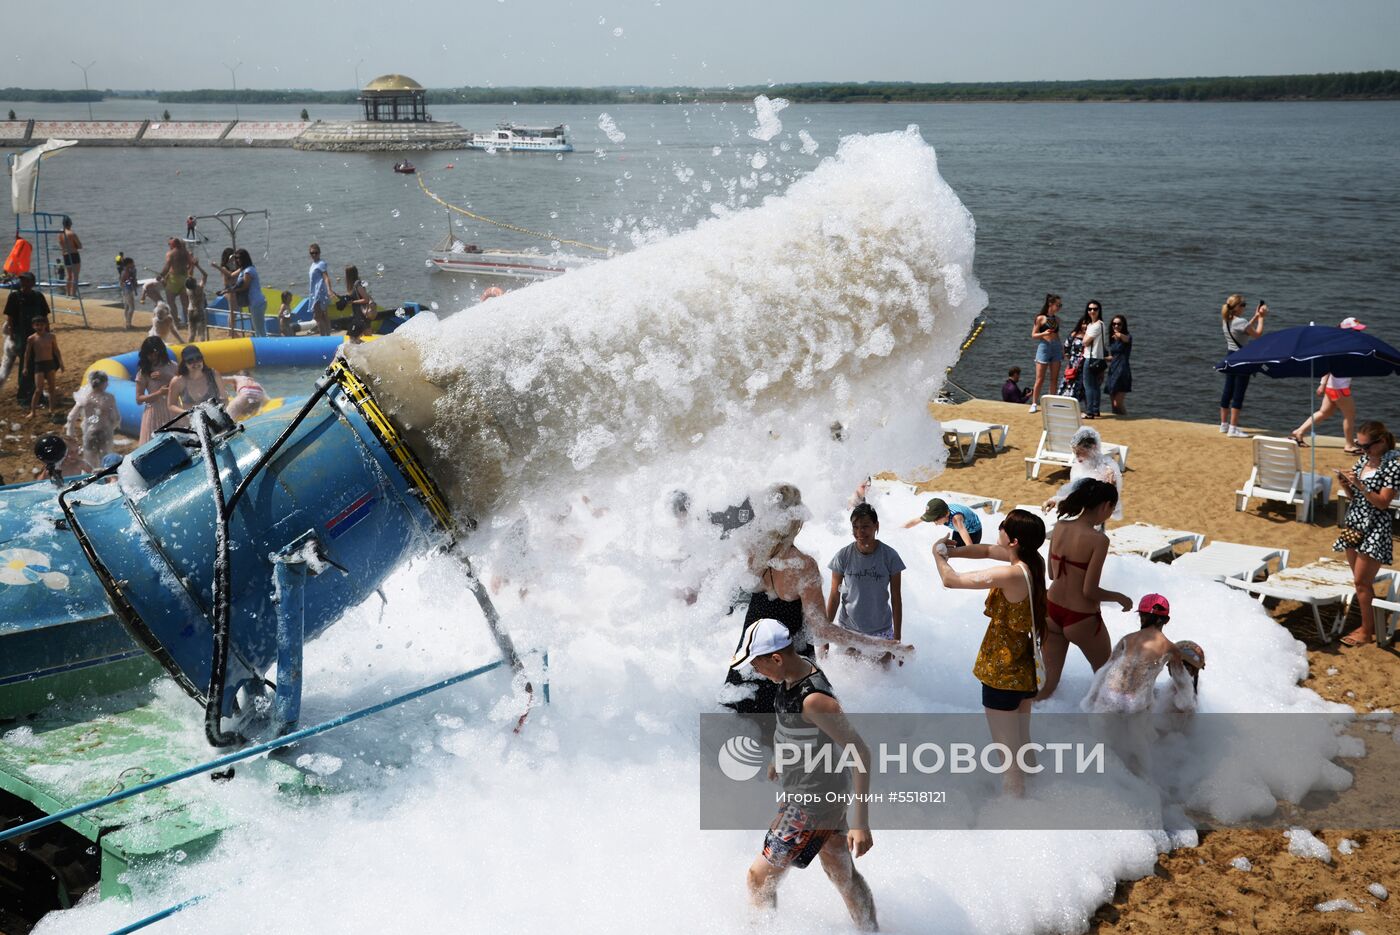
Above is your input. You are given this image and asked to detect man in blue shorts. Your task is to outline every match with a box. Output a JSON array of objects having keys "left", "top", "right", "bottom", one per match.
[
  {"left": 904, "top": 496, "right": 982, "bottom": 549},
  {"left": 731, "top": 617, "right": 878, "bottom": 931}
]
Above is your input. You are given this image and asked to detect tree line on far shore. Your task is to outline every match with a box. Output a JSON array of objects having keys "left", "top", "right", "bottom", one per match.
[{"left": 2, "top": 71, "right": 1398, "bottom": 107}]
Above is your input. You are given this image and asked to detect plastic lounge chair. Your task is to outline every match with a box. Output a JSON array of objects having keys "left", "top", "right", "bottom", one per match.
[
  {"left": 927, "top": 490, "right": 1003, "bottom": 515},
  {"left": 941, "top": 419, "right": 1009, "bottom": 465},
  {"left": 1107, "top": 522, "right": 1205, "bottom": 561},
  {"left": 1024, "top": 395, "right": 1129, "bottom": 480},
  {"left": 1169, "top": 541, "right": 1289, "bottom": 583},
  {"left": 1235, "top": 436, "right": 1333, "bottom": 523},
  {"left": 1366, "top": 596, "right": 1400, "bottom": 647},
  {"left": 1335, "top": 485, "right": 1400, "bottom": 527},
  {"left": 1221, "top": 557, "right": 1391, "bottom": 642}
]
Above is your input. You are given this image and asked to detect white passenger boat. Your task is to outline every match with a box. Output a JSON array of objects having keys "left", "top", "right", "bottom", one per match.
[
  {"left": 427, "top": 230, "right": 585, "bottom": 282},
  {"left": 466, "top": 123, "right": 573, "bottom": 153}
]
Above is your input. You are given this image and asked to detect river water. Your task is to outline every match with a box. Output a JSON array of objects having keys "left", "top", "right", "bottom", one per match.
[{"left": 4, "top": 99, "right": 1397, "bottom": 429}]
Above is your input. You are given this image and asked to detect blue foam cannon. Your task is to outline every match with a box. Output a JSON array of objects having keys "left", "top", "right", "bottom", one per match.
[{"left": 42, "top": 360, "right": 530, "bottom": 746}]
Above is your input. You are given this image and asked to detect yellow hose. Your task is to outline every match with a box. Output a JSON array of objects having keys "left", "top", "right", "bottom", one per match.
[{"left": 416, "top": 175, "right": 610, "bottom": 255}]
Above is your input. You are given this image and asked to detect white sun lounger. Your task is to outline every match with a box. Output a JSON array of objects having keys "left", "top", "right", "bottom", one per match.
[
  {"left": 941, "top": 419, "right": 1010, "bottom": 464},
  {"left": 1169, "top": 541, "right": 1289, "bottom": 583},
  {"left": 1221, "top": 557, "right": 1393, "bottom": 642},
  {"left": 1024, "top": 395, "right": 1129, "bottom": 480},
  {"left": 1335, "top": 485, "right": 1400, "bottom": 526},
  {"left": 1365, "top": 598, "right": 1400, "bottom": 647},
  {"left": 1235, "top": 436, "right": 1332, "bottom": 523},
  {"left": 1107, "top": 523, "right": 1205, "bottom": 561}
]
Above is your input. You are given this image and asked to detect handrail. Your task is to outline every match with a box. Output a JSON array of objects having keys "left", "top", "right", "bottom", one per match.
[{"left": 0, "top": 657, "right": 519, "bottom": 844}]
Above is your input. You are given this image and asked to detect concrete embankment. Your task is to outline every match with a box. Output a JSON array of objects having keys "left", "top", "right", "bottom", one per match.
[{"left": 0, "top": 118, "right": 472, "bottom": 150}]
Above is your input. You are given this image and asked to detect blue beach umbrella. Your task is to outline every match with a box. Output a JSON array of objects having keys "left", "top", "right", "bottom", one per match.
[{"left": 1217, "top": 323, "right": 1400, "bottom": 504}]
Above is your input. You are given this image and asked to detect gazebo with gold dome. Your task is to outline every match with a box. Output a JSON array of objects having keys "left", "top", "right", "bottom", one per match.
[
  {"left": 358, "top": 74, "right": 432, "bottom": 123},
  {"left": 293, "top": 72, "right": 470, "bottom": 151}
]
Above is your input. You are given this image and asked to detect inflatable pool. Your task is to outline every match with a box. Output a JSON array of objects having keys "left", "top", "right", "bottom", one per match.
[
  {"left": 85, "top": 336, "right": 363, "bottom": 437},
  {"left": 206, "top": 287, "right": 425, "bottom": 335}
]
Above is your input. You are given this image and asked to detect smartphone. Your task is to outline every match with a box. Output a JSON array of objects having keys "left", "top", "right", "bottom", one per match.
[{"left": 1258, "top": 300, "right": 1266, "bottom": 308}]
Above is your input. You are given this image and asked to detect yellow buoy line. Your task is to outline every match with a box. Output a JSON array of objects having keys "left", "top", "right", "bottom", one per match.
[{"left": 416, "top": 175, "right": 611, "bottom": 255}]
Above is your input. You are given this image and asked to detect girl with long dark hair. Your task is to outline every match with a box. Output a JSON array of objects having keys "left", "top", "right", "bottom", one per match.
[
  {"left": 933, "top": 508, "right": 1047, "bottom": 796},
  {"left": 1029, "top": 293, "right": 1063, "bottom": 413},
  {"left": 1105, "top": 314, "right": 1132, "bottom": 415},
  {"left": 133, "top": 335, "right": 177, "bottom": 444},
  {"left": 1038, "top": 480, "right": 1133, "bottom": 700}
]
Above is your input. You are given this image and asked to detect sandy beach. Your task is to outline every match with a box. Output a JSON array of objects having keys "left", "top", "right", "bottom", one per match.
[{"left": 3, "top": 303, "right": 1396, "bottom": 933}]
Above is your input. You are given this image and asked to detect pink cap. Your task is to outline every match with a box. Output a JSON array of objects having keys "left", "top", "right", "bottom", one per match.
[
  {"left": 1137, "top": 593, "right": 1170, "bottom": 615},
  {"left": 1340, "top": 317, "right": 1366, "bottom": 331}
]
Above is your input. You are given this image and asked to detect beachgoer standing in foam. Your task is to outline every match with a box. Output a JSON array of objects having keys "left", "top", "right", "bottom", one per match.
[
  {"left": 1219, "top": 294, "right": 1266, "bottom": 438},
  {"left": 825, "top": 503, "right": 907, "bottom": 656},
  {"left": 932, "top": 508, "right": 1047, "bottom": 797},
  {"left": 1081, "top": 594, "right": 1199, "bottom": 714},
  {"left": 723, "top": 485, "right": 914, "bottom": 720},
  {"left": 1037, "top": 480, "right": 1133, "bottom": 701},
  {"left": 307, "top": 243, "right": 337, "bottom": 336},
  {"left": 1043, "top": 426, "right": 1123, "bottom": 521},
  {"left": 1029, "top": 293, "right": 1063, "bottom": 413},
  {"left": 64, "top": 370, "right": 119, "bottom": 470},
  {"left": 729, "top": 617, "right": 878, "bottom": 930},
  {"left": 1290, "top": 317, "right": 1365, "bottom": 451},
  {"left": 1334, "top": 420, "right": 1399, "bottom": 647}
]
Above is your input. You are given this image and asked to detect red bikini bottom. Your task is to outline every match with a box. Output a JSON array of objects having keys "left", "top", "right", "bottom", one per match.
[{"left": 1045, "top": 598, "right": 1104, "bottom": 637}]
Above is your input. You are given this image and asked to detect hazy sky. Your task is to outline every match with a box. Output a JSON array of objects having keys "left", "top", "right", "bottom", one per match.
[{"left": 6, "top": 0, "right": 1397, "bottom": 90}]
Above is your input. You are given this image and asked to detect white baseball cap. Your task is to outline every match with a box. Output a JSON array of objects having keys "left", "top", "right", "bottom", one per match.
[
  {"left": 1340, "top": 317, "right": 1367, "bottom": 331},
  {"left": 729, "top": 618, "right": 792, "bottom": 668}
]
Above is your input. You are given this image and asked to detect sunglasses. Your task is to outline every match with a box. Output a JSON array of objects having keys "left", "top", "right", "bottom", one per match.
[{"left": 1354, "top": 437, "right": 1380, "bottom": 448}]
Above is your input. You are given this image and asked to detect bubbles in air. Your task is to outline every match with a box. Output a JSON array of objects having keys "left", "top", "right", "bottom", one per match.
[
  {"left": 747, "top": 94, "right": 789, "bottom": 142},
  {"left": 750, "top": 153, "right": 767, "bottom": 170},
  {"left": 798, "top": 129, "right": 819, "bottom": 155},
  {"left": 598, "top": 113, "right": 626, "bottom": 144},
  {"left": 612, "top": 26, "right": 624, "bottom": 37},
  {"left": 375, "top": 263, "right": 385, "bottom": 274},
  {"left": 391, "top": 209, "right": 401, "bottom": 218},
  {"left": 304, "top": 204, "right": 313, "bottom": 212}
]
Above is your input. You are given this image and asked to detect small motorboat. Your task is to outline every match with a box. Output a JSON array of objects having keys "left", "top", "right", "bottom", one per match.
[{"left": 393, "top": 160, "right": 417, "bottom": 174}]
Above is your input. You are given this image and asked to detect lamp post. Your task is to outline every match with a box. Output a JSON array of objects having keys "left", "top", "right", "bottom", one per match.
[
  {"left": 354, "top": 59, "right": 364, "bottom": 90},
  {"left": 222, "top": 59, "right": 243, "bottom": 121},
  {"left": 71, "top": 59, "right": 97, "bottom": 121}
]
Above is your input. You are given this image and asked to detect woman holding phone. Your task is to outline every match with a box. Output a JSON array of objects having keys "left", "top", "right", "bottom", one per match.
[
  {"left": 1220, "top": 294, "right": 1266, "bottom": 437},
  {"left": 1334, "top": 421, "right": 1399, "bottom": 647}
]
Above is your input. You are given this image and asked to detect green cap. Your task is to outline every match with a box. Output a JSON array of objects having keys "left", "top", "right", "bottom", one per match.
[{"left": 920, "top": 498, "right": 949, "bottom": 522}]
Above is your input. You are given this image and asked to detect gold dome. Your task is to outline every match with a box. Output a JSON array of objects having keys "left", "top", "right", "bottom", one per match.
[{"left": 362, "top": 74, "right": 424, "bottom": 93}]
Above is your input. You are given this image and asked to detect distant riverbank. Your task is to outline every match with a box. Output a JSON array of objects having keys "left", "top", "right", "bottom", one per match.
[{"left": 2, "top": 69, "right": 1397, "bottom": 107}]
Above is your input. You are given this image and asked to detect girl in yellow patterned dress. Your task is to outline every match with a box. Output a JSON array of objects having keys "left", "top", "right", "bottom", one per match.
[{"left": 933, "top": 509, "right": 1047, "bottom": 796}]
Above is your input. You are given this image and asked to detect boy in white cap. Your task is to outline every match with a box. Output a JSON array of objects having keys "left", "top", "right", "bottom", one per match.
[{"left": 730, "top": 617, "right": 878, "bottom": 931}]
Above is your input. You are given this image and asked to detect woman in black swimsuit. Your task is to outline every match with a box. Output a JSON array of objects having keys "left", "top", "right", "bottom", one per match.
[
  {"left": 166, "top": 344, "right": 225, "bottom": 426},
  {"left": 723, "top": 484, "right": 913, "bottom": 717}
]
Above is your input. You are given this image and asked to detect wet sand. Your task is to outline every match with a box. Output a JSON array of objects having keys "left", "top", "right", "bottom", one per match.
[{"left": 9, "top": 309, "right": 1396, "bottom": 934}]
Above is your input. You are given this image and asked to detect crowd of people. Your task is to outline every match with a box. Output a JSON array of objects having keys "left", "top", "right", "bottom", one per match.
[
  {"left": 723, "top": 477, "right": 1212, "bottom": 928},
  {"left": 1027, "top": 294, "right": 1132, "bottom": 417}
]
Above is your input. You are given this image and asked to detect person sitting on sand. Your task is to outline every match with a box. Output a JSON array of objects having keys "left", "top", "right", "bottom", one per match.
[
  {"left": 1037, "top": 479, "right": 1133, "bottom": 701},
  {"left": 1080, "top": 594, "right": 1201, "bottom": 714},
  {"left": 1043, "top": 426, "right": 1123, "bottom": 521},
  {"left": 1002, "top": 366, "right": 1032, "bottom": 403},
  {"left": 730, "top": 617, "right": 879, "bottom": 932},
  {"left": 903, "top": 496, "right": 981, "bottom": 549},
  {"left": 64, "top": 370, "right": 120, "bottom": 470},
  {"left": 148, "top": 301, "right": 187, "bottom": 345},
  {"left": 23, "top": 315, "right": 63, "bottom": 419}
]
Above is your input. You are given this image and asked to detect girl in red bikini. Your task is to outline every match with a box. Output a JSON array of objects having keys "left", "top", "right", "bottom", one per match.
[{"left": 1037, "top": 479, "right": 1134, "bottom": 701}]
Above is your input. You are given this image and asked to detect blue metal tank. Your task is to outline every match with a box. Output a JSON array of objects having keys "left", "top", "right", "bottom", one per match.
[{"left": 55, "top": 362, "right": 457, "bottom": 743}]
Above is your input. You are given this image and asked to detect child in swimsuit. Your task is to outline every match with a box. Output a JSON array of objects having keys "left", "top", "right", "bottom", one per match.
[
  {"left": 64, "top": 369, "right": 120, "bottom": 470},
  {"left": 224, "top": 372, "right": 267, "bottom": 421},
  {"left": 148, "top": 301, "right": 187, "bottom": 345},
  {"left": 1038, "top": 479, "right": 1133, "bottom": 702},
  {"left": 185, "top": 277, "right": 209, "bottom": 342},
  {"left": 23, "top": 315, "right": 63, "bottom": 418}
]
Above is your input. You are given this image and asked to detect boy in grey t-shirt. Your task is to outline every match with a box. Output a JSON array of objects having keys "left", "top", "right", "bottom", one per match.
[{"left": 825, "top": 503, "right": 906, "bottom": 643}]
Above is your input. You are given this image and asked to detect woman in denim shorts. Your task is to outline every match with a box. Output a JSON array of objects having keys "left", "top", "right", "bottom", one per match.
[{"left": 1029, "top": 293, "right": 1063, "bottom": 413}]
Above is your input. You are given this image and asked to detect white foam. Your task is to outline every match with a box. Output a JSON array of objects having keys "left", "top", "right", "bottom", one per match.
[{"left": 1286, "top": 828, "right": 1333, "bottom": 862}]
